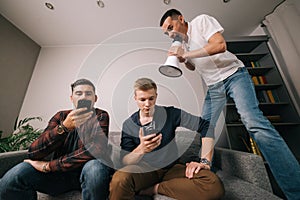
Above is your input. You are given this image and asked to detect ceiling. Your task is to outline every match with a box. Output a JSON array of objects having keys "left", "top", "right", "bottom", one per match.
[{"left": 0, "top": 0, "right": 284, "bottom": 47}]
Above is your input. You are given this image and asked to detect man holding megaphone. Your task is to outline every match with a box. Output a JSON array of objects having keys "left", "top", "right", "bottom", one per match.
[{"left": 159, "top": 9, "right": 300, "bottom": 200}]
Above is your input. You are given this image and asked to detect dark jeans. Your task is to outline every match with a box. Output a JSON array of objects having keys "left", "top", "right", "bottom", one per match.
[{"left": 0, "top": 159, "right": 114, "bottom": 200}]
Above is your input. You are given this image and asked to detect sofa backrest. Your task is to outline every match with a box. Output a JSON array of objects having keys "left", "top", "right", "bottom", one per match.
[
  {"left": 108, "top": 130, "right": 201, "bottom": 168},
  {"left": 0, "top": 150, "right": 28, "bottom": 177}
]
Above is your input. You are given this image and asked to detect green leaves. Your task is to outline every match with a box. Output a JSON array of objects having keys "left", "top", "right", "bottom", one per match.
[{"left": 0, "top": 117, "right": 43, "bottom": 153}]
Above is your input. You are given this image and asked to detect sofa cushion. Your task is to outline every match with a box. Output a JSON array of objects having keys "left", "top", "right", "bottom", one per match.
[
  {"left": 217, "top": 171, "right": 281, "bottom": 200},
  {"left": 38, "top": 192, "right": 175, "bottom": 200},
  {"left": 38, "top": 191, "right": 81, "bottom": 200},
  {"left": 213, "top": 147, "right": 273, "bottom": 192}
]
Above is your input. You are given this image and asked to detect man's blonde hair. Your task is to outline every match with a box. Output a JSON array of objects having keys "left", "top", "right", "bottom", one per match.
[{"left": 134, "top": 78, "right": 157, "bottom": 94}]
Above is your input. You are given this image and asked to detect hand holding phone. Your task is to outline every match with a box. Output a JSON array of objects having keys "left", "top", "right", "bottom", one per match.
[{"left": 139, "top": 126, "right": 162, "bottom": 153}]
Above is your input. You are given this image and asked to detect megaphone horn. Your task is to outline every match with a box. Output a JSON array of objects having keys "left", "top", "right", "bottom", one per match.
[
  {"left": 159, "top": 55, "right": 182, "bottom": 77},
  {"left": 159, "top": 35, "right": 183, "bottom": 78}
]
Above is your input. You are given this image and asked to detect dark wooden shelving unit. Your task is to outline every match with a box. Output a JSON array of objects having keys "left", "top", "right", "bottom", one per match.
[{"left": 223, "top": 35, "right": 300, "bottom": 198}]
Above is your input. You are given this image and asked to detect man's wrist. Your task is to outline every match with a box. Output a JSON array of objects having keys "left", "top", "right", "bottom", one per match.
[
  {"left": 42, "top": 162, "right": 50, "bottom": 173},
  {"left": 200, "top": 158, "right": 212, "bottom": 167},
  {"left": 183, "top": 52, "right": 189, "bottom": 61},
  {"left": 134, "top": 145, "right": 146, "bottom": 155},
  {"left": 61, "top": 123, "right": 70, "bottom": 133},
  {"left": 57, "top": 123, "right": 70, "bottom": 135}
]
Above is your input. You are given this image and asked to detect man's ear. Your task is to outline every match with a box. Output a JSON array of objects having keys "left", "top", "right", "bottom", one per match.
[
  {"left": 70, "top": 95, "right": 77, "bottom": 108},
  {"left": 178, "top": 15, "right": 185, "bottom": 23},
  {"left": 94, "top": 95, "right": 98, "bottom": 103}
]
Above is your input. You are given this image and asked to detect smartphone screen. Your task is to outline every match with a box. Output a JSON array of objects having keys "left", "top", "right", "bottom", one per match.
[
  {"left": 77, "top": 99, "right": 92, "bottom": 114},
  {"left": 142, "top": 121, "right": 159, "bottom": 136}
]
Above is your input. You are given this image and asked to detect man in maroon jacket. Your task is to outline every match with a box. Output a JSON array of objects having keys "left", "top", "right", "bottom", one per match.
[{"left": 0, "top": 79, "right": 114, "bottom": 200}]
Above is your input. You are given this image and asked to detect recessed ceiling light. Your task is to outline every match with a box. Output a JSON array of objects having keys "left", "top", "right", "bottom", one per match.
[
  {"left": 97, "top": 0, "right": 105, "bottom": 8},
  {"left": 45, "top": 2, "right": 54, "bottom": 10},
  {"left": 164, "top": 0, "right": 171, "bottom": 5},
  {"left": 223, "top": 0, "right": 230, "bottom": 3}
]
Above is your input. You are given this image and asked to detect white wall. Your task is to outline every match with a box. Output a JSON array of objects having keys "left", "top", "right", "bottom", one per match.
[
  {"left": 19, "top": 28, "right": 207, "bottom": 132},
  {"left": 262, "top": 0, "right": 300, "bottom": 113},
  {"left": 0, "top": 15, "right": 40, "bottom": 137},
  {"left": 18, "top": 45, "right": 94, "bottom": 127},
  {"left": 250, "top": 25, "right": 266, "bottom": 36}
]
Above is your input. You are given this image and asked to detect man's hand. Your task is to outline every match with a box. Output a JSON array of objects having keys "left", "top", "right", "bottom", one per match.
[
  {"left": 168, "top": 45, "right": 186, "bottom": 63},
  {"left": 24, "top": 159, "right": 50, "bottom": 173},
  {"left": 168, "top": 45, "right": 195, "bottom": 71},
  {"left": 123, "top": 128, "right": 162, "bottom": 165},
  {"left": 185, "top": 161, "right": 210, "bottom": 179},
  {"left": 137, "top": 128, "right": 162, "bottom": 154},
  {"left": 63, "top": 108, "right": 93, "bottom": 130}
]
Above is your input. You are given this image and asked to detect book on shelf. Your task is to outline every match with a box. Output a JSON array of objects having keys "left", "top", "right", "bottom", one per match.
[
  {"left": 250, "top": 61, "right": 264, "bottom": 86},
  {"left": 252, "top": 76, "right": 259, "bottom": 85},
  {"left": 271, "top": 90, "right": 280, "bottom": 102},
  {"left": 250, "top": 61, "right": 258, "bottom": 68},
  {"left": 266, "top": 115, "right": 281, "bottom": 122},
  {"left": 250, "top": 61, "right": 279, "bottom": 103},
  {"left": 263, "top": 91, "right": 271, "bottom": 103},
  {"left": 249, "top": 137, "right": 262, "bottom": 156},
  {"left": 256, "top": 90, "right": 270, "bottom": 103},
  {"left": 257, "top": 75, "right": 266, "bottom": 84},
  {"left": 266, "top": 91, "right": 276, "bottom": 103},
  {"left": 258, "top": 76, "right": 277, "bottom": 103},
  {"left": 239, "top": 134, "right": 262, "bottom": 156}
]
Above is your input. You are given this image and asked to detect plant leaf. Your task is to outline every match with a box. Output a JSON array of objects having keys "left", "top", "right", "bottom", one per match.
[{"left": 0, "top": 117, "right": 43, "bottom": 153}]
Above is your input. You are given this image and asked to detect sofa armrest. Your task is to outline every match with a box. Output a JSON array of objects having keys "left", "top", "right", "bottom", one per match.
[
  {"left": 0, "top": 150, "right": 28, "bottom": 177},
  {"left": 213, "top": 147, "right": 272, "bottom": 192}
]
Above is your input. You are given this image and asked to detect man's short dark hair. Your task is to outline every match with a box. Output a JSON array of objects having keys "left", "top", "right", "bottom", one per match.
[
  {"left": 71, "top": 78, "right": 95, "bottom": 92},
  {"left": 160, "top": 9, "right": 182, "bottom": 27}
]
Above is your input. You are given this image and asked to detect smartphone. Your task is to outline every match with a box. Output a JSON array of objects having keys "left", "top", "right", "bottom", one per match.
[
  {"left": 142, "top": 121, "right": 159, "bottom": 136},
  {"left": 77, "top": 99, "right": 92, "bottom": 114}
]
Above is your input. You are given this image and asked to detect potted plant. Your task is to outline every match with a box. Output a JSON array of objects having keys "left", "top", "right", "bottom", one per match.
[{"left": 0, "top": 117, "right": 43, "bottom": 153}]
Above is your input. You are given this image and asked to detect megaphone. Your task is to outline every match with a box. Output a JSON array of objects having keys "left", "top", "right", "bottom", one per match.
[
  {"left": 159, "top": 34, "right": 195, "bottom": 77},
  {"left": 159, "top": 35, "right": 183, "bottom": 77}
]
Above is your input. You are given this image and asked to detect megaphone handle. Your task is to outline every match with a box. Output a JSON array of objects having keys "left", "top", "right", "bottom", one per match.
[{"left": 185, "top": 60, "right": 195, "bottom": 71}]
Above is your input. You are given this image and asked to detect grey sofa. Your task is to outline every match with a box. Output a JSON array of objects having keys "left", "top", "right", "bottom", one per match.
[{"left": 0, "top": 131, "right": 281, "bottom": 200}]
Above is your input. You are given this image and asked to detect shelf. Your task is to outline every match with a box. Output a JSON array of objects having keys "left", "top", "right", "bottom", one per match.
[
  {"left": 226, "top": 102, "right": 289, "bottom": 107},
  {"left": 226, "top": 36, "right": 268, "bottom": 53},
  {"left": 227, "top": 122, "right": 300, "bottom": 127},
  {"left": 235, "top": 53, "right": 268, "bottom": 62},
  {"left": 223, "top": 35, "right": 300, "bottom": 163},
  {"left": 247, "top": 66, "right": 273, "bottom": 76},
  {"left": 258, "top": 102, "right": 289, "bottom": 107},
  {"left": 254, "top": 84, "right": 281, "bottom": 90}
]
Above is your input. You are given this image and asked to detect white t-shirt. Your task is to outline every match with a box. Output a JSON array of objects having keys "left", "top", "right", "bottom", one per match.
[{"left": 187, "top": 14, "right": 244, "bottom": 86}]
